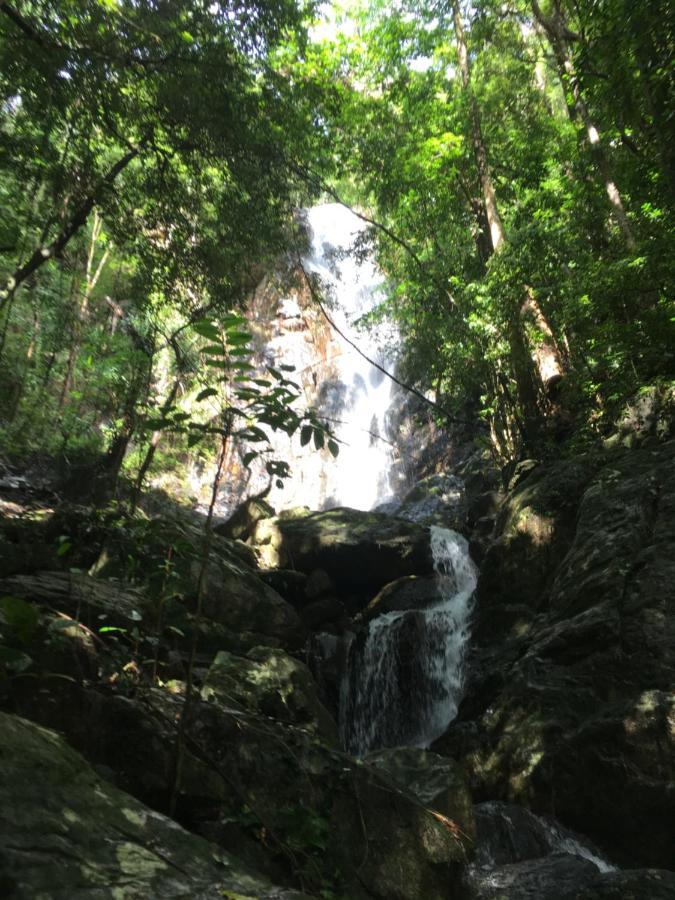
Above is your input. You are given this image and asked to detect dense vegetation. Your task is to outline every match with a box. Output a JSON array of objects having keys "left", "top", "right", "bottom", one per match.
[{"left": 0, "top": 0, "right": 673, "bottom": 492}]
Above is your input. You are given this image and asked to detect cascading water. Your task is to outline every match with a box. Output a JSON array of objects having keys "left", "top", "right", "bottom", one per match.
[
  {"left": 341, "top": 525, "right": 477, "bottom": 756},
  {"left": 245, "top": 203, "right": 400, "bottom": 514}
]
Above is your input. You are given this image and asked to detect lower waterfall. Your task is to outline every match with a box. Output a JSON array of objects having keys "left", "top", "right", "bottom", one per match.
[{"left": 340, "top": 525, "right": 477, "bottom": 756}]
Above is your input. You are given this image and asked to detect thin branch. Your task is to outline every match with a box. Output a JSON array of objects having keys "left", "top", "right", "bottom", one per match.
[
  {"left": 296, "top": 255, "right": 470, "bottom": 425},
  {"left": 290, "top": 163, "right": 427, "bottom": 275}
]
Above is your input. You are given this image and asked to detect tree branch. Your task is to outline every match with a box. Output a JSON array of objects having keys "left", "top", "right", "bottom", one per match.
[{"left": 0, "top": 146, "right": 140, "bottom": 307}]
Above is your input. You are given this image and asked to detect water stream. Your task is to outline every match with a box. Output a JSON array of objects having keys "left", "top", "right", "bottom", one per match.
[{"left": 340, "top": 525, "right": 477, "bottom": 756}]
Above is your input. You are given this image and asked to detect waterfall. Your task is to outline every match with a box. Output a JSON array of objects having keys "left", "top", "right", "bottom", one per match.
[
  {"left": 340, "top": 526, "right": 477, "bottom": 755},
  {"left": 238, "top": 203, "right": 399, "bottom": 514}
]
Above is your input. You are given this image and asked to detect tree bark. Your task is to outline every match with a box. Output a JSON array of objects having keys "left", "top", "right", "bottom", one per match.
[
  {"left": 452, "top": 0, "right": 506, "bottom": 253},
  {"left": 531, "top": 0, "right": 636, "bottom": 249}
]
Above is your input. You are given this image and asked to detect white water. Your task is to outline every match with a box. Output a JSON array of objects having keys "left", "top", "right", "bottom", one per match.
[
  {"left": 340, "top": 526, "right": 477, "bottom": 755},
  {"left": 472, "top": 801, "right": 616, "bottom": 874},
  {"left": 258, "top": 203, "right": 398, "bottom": 512}
]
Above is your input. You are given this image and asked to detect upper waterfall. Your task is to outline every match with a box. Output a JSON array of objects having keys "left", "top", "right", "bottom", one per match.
[{"left": 252, "top": 203, "right": 400, "bottom": 513}]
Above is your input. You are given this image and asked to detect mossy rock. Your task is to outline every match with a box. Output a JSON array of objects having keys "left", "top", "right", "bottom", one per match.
[{"left": 0, "top": 711, "right": 310, "bottom": 899}]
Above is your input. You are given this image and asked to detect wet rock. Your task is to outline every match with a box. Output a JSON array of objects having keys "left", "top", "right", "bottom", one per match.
[
  {"left": 215, "top": 496, "right": 275, "bottom": 542},
  {"left": 366, "top": 747, "right": 475, "bottom": 842},
  {"left": 471, "top": 802, "right": 610, "bottom": 870},
  {"left": 0, "top": 711, "right": 309, "bottom": 900},
  {"left": 572, "top": 869, "right": 675, "bottom": 899},
  {"left": 380, "top": 473, "right": 467, "bottom": 530},
  {"left": 437, "top": 440, "right": 675, "bottom": 869},
  {"left": 202, "top": 646, "right": 338, "bottom": 743},
  {"left": 250, "top": 507, "right": 433, "bottom": 596},
  {"left": 359, "top": 574, "right": 441, "bottom": 624},
  {"left": 463, "top": 853, "right": 599, "bottom": 900}
]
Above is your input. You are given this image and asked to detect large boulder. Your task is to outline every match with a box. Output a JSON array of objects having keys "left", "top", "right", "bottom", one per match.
[
  {"left": 0, "top": 711, "right": 308, "bottom": 899},
  {"left": 250, "top": 507, "right": 433, "bottom": 601},
  {"left": 196, "top": 554, "right": 305, "bottom": 650},
  {"left": 5, "top": 678, "right": 469, "bottom": 899}
]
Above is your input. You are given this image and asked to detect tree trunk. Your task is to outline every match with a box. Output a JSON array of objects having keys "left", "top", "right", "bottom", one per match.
[
  {"left": 452, "top": 0, "right": 506, "bottom": 253},
  {"left": 453, "top": 0, "right": 559, "bottom": 447},
  {"left": 0, "top": 147, "right": 138, "bottom": 308},
  {"left": 131, "top": 376, "right": 181, "bottom": 510},
  {"left": 58, "top": 212, "right": 109, "bottom": 409},
  {"left": 531, "top": 0, "right": 636, "bottom": 249}
]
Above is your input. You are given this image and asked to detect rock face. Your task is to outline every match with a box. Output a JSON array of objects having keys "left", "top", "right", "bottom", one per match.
[
  {"left": 377, "top": 473, "right": 467, "bottom": 530},
  {"left": 250, "top": 507, "right": 433, "bottom": 603},
  {"left": 2, "top": 436, "right": 674, "bottom": 897},
  {"left": 202, "top": 646, "right": 338, "bottom": 743},
  {"left": 435, "top": 440, "right": 675, "bottom": 869},
  {"left": 0, "top": 711, "right": 308, "bottom": 899}
]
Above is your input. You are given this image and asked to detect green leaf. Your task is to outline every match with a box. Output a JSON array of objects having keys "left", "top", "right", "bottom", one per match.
[
  {"left": 192, "top": 320, "right": 220, "bottom": 341},
  {"left": 0, "top": 596, "right": 39, "bottom": 646},
  {"left": 327, "top": 439, "right": 339, "bottom": 458},
  {"left": 313, "top": 429, "right": 324, "bottom": 450},
  {"left": 56, "top": 537, "right": 72, "bottom": 557},
  {"left": 300, "top": 425, "right": 312, "bottom": 446},
  {"left": 195, "top": 387, "right": 218, "bottom": 402},
  {"left": 200, "top": 344, "right": 225, "bottom": 355},
  {"left": 226, "top": 331, "right": 252, "bottom": 345},
  {"left": 242, "top": 451, "right": 258, "bottom": 466}
]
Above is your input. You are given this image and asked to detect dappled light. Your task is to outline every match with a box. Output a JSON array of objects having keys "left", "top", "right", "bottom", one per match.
[{"left": 0, "top": 0, "right": 673, "bottom": 897}]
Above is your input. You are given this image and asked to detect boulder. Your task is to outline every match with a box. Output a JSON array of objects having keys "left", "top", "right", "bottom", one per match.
[
  {"left": 4, "top": 678, "right": 467, "bottom": 899},
  {"left": 250, "top": 507, "right": 433, "bottom": 598},
  {"left": 0, "top": 711, "right": 309, "bottom": 899},
  {"left": 299, "top": 594, "right": 347, "bottom": 631},
  {"left": 572, "top": 869, "right": 675, "bottom": 899},
  {"left": 476, "top": 453, "right": 603, "bottom": 615},
  {"left": 215, "top": 496, "right": 275, "bottom": 542},
  {"left": 359, "top": 574, "right": 441, "bottom": 624},
  {"left": 202, "top": 646, "right": 338, "bottom": 744},
  {"left": 471, "top": 802, "right": 611, "bottom": 870},
  {"left": 196, "top": 555, "right": 305, "bottom": 650},
  {"left": 366, "top": 747, "right": 475, "bottom": 842},
  {"left": 463, "top": 854, "right": 600, "bottom": 900}
]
